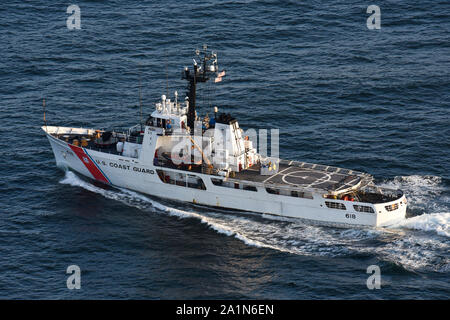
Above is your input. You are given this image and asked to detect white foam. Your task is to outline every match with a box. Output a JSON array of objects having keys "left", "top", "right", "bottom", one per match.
[
  {"left": 59, "top": 171, "right": 449, "bottom": 272},
  {"left": 59, "top": 171, "right": 297, "bottom": 254},
  {"left": 374, "top": 233, "right": 449, "bottom": 272},
  {"left": 392, "top": 212, "right": 450, "bottom": 238},
  {"left": 381, "top": 175, "right": 447, "bottom": 212},
  {"left": 380, "top": 175, "right": 449, "bottom": 237},
  {"left": 60, "top": 171, "right": 156, "bottom": 211}
]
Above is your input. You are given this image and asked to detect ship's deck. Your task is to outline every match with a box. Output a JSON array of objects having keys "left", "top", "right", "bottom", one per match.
[
  {"left": 49, "top": 127, "right": 138, "bottom": 157},
  {"left": 44, "top": 126, "right": 372, "bottom": 193},
  {"left": 233, "top": 160, "right": 372, "bottom": 193}
]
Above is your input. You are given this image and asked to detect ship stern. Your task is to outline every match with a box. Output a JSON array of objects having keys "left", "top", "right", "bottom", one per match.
[{"left": 374, "top": 194, "right": 407, "bottom": 227}]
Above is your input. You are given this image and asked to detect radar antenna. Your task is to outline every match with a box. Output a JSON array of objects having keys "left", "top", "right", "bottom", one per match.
[{"left": 182, "top": 45, "right": 223, "bottom": 134}]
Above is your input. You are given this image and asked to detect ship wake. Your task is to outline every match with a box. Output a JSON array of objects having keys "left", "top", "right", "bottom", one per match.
[{"left": 60, "top": 171, "right": 449, "bottom": 273}]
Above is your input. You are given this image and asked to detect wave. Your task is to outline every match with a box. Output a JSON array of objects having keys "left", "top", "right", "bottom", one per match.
[
  {"left": 59, "top": 171, "right": 449, "bottom": 272},
  {"left": 392, "top": 212, "right": 449, "bottom": 238},
  {"left": 59, "top": 171, "right": 294, "bottom": 254},
  {"left": 380, "top": 175, "right": 448, "bottom": 213},
  {"left": 381, "top": 175, "right": 449, "bottom": 238}
]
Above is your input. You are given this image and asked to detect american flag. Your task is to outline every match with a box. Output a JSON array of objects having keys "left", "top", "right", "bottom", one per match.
[{"left": 214, "top": 70, "right": 226, "bottom": 83}]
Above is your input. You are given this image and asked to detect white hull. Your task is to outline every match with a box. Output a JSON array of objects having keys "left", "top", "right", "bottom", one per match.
[{"left": 46, "top": 130, "right": 406, "bottom": 227}]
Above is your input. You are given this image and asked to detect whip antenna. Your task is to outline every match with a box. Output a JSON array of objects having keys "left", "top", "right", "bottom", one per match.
[
  {"left": 43, "top": 98, "right": 48, "bottom": 132},
  {"left": 139, "top": 64, "right": 143, "bottom": 130},
  {"left": 165, "top": 49, "right": 169, "bottom": 97}
]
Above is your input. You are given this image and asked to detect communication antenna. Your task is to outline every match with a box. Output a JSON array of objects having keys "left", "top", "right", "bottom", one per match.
[
  {"left": 138, "top": 64, "right": 143, "bottom": 130},
  {"left": 174, "top": 90, "right": 178, "bottom": 111},
  {"left": 181, "top": 45, "right": 221, "bottom": 134},
  {"left": 165, "top": 49, "right": 169, "bottom": 97},
  {"left": 42, "top": 98, "right": 48, "bottom": 132}
]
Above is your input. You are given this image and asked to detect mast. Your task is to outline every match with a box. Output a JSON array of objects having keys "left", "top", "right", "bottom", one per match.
[
  {"left": 139, "top": 66, "right": 143, "bottom": 130},
  {"left": 182, "top": 45, "right": 220, "bottom": 134}
]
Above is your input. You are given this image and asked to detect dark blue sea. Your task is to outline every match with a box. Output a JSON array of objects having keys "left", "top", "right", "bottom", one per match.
[{"left": 1, "top": 1, "right": 449, "bottom": 299}]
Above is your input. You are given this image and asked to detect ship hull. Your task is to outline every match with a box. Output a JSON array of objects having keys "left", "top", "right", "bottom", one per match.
[{"left": 46, "top": 132, "right": 406, "bottom": 227}]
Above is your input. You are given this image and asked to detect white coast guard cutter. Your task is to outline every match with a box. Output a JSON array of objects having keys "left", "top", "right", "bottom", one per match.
[{"left": 43, "top": 47, "right": 406, "bottom": 227}]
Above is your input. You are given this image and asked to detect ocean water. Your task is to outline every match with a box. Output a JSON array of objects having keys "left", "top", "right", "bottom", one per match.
[{"left": 0, "top": 0, "right": 449, "bottom": 299}]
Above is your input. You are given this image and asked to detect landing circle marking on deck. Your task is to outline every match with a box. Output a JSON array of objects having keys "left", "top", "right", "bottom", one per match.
[{"left": 281, "top": 169, "right": 332, "bottom": 187}]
